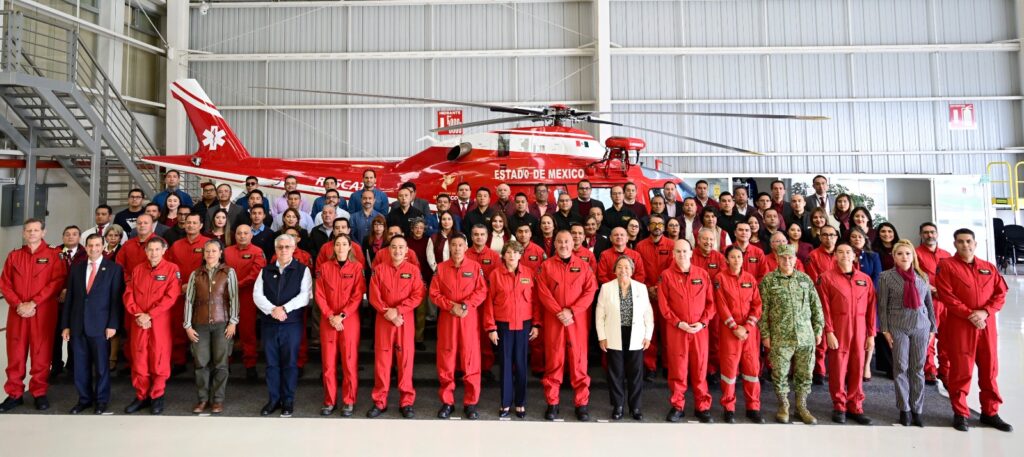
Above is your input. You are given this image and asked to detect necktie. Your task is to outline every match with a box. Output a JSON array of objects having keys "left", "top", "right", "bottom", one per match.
[
  {"left": 97, "top": 224, "right": 105, "bottom": 235},
  {"left": 461, "top": 202, "right": 467, "bottom": 213},
  {"left": 86, "top": 261, "right": 99, "bottom": 293},
  {"left": 819, "top": 197, "right": 826, "bottom": 208}
]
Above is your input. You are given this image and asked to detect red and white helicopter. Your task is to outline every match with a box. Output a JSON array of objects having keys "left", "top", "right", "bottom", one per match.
[{"left": 143, "top": 79, "right": 827, "bottom": 207}]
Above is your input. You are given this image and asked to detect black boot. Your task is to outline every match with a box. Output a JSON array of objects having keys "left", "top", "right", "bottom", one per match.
[
  {"left": 575, "top": 405, "right": 591, "bottom": 422},
  {"left": 0, "top": 396, "right": 24, "bottom": 413},
  {"left": 666, "top": 408, "right": 684, "bottom": 423},
  {"left": 544, "top": 404, "right": 559, "bottom": 421},
  {"left": 437, "top": 403, "right": 453, "bottom": 419},
  {"left": 832, "top": 410, "right": 847, "bottom": 424},
  {"left": 980, "top": 414, "right": 1013, "bottom": 432},
  {"left": 611, "top": 406, "right": 624, "bottom": 421},
  {"left": 899, "top": 411, "right": 911, "bottom": 426},
  {"left": 952, "top": 415, "right": 969, "bottom": 432},
  {"left": 723, "top": 411, "right": 736, "bottom": 424},
  {"left": 746, "top": 409, "right": 766, "bottom": 424}
]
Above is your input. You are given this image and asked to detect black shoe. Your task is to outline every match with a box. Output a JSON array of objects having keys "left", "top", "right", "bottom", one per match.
[
  {"left": 94, "top": 403, "right": 108, "bottom": 415},
  {"left": 706, "top": 373, "right": 720, "bottom": 389},
  {"left": 415, "top": 342, "right": 426, "bottom": 351},
  {"left": 611, "top": 406, "right": 624, "bottom": 421},
  {"left": 666, "top": 408, "right": 684, "bottom": 423},
  {"left": 899, "top": 411, "right": 911, "bottom": 426},
  {"left": 644, "top": 369, "right": 656, "bottom": 383},
  {"left": 366, "top": 405, "right": 386, "bottom": 418},
  {"left": 124, "top": 398, "right": 149, "bottom": 414},
  {"left": 746, "top": 410, "right": 766, "bottom": 424},
  {"left": 340, "top": 404, "right": 354, "bottom": 417},
  {"left": 150, "top": 396, "right": 164, "bottom": 415},
  {"left": 171, "top": 364, "right": 187, "bottom": 377},
  {"left": 832, "top": 410, "right": 847, "bottom": 424},
  {"left": 320, "top": 405, "right": 336, "bottom": 416},
  {"left": 953, "top": 415, "right": 969, "bottom": 432},
  {"left": 980, "top": 414, "right": 1013, "bottom": 432},
  {"left": 281, "top": 403, "right": 294, "bottom": 418},
  {"left": 631, "top": 409, "right": 644, "bottom": 421},
  {"left": 49, "top": 364, "right": 64, "bottom": 378},
  {"left": 850, "top": 413, "right": 873, "bottom": 425},
  {"left": 544, "top": 404, "right": 559, "bottom": 421},
  {"left": 70, "top": 402, "right": 93, "bottom": 414},
  {"left": 911, "top": 413, "right": 924, "bottom": 427},
  {"left": 400, "top": 406, "right": 415, "bottom": 419},
  {"left": 812, "top": 373, "right": 826, "bottom": 386},
  {"left": 723, "top": 411, "right": 736, "bottom": 423},
  {"left": 499, "top": 407, "right": 511, "bottom": 418},
  {"left": 464, "top": 405, "right": 479, "bottom": 420},
  {"left": 245, "top": 367, "right": 258, "bottom": 383},
  {"left": 925, "top": 378, "right": 938, "bottom": 386},
  {"left": 33, "top": 395, "right": 50, "bottom": 411},
  {"left": 437, "top": 403, "right": 454, "bottom": 419},
  {"left": 575, "top": 405, "right": 590, "bottom": 422},
  {"left": 516, "top": 407, "right": 527, "bottom": 419},
  {"left": 260, "top": 401, "right": 280, "bottom": 417},
  {"left": 696, "top": 409, "right": 713, "bottom": 423}
]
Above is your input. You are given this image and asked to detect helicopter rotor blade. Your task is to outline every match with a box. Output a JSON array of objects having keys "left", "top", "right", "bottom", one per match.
[
  {"left": 590, "top": 111, "right": 830, "bottom": 121},
  {"left": 251, "top": 86, "right": 545, "bottom": 116},
  {"left": 428, "top": 115, "right": 544, "bottom": 133},
  {"left": 613, "top": 123, "right": 765, "bottom": 156}
]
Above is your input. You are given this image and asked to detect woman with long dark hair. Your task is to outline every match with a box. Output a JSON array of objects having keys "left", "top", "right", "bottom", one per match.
[{"left": 872, "top": 222, "right": 900, "bottom": 271}]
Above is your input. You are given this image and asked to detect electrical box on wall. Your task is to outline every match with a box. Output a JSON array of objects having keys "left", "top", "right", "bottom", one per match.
[{"left": 1, "top": 183, "right": 65, "bottom": 227}]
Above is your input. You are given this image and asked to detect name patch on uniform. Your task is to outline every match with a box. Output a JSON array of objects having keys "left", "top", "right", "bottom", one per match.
[
  {"left": 155, "top": 275, "right": 167, "bottom": 281},
  {"left": 400, "top": 273, "right": 413, "bottom": 279},
  {"left": 342, "top": 274, "right": 354, "bottom": 279},
  {"left": 659, "top": 250, "right": 671, "bottom": 255},
  {"left": 528, "top": 255, "right": 539, "bottom": 261},
  {"left": 691, "top": 279, "right": 703, "bottom": 285},
  {"left": 242, "top": 254, "right": 253, "bottom": 259},
  {"left": 855, "top": 280, "right": 868, "bottom": 286},
  {"left": 193, "top": 248, "right": 203, "bottom": 253},
  {"left": 741, "top": 282, "right": 753, "bottom": 288},
  {"left": 36, "top": 257, "right": 49, "bottom": 264},
  {"left": 482, "top": 259, "right": 492, "bottom": 265},
  {"left": 747, "top": 257, "right": 759, "bottom": 263},
  {"left": 520, "top": 278, "right": 531, "bottom": 284},
  {"left": 622, "top": 216, "right": 631, "bottom": 221},
  {"left": 570, "top": 267, "right": 581, "bottom": 273},
  {"left": 708, "top": 263, "right": 719, "bottom": 269},
  {"left": 979, "top": 269, "right": 992, "bottom": 275},
  {"left": 462, "top": 271, "right": 474, "bottom": 278}
]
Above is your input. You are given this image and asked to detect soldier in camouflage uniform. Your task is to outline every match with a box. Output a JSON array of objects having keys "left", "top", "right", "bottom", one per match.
[{"left": 758, "top": 244, "right": 824, "bottom": 424}]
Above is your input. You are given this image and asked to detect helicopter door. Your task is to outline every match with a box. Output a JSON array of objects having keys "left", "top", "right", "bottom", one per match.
[{"left": 497, "top": 133, "right": 510, "bottom": 158}]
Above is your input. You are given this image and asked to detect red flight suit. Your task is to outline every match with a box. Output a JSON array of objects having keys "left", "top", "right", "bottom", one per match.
[
  {"left": 636, "top": 236, "right": 675, "bottom": 373},
  {"left": 727, "top": 242, "right": 768, "bottom": 281},
  {"left": 224, "top": 243, "right": 266, "bottom": 369},
  {"left": 806, "top": 245, "right": 836, "bottom": 376},
  {"left": 916, "top": 244, "right": 952, "bottom": 380},
  {"left": 657, "top": 263, "right": 715, "bottom": 411},
  {"left": 692, "top": 248, "right": 727, "bottom": 374},
  {"left": 369, "top": 258, "right": 424, "bottom": 409},
  {"left": 113, "top": 233, "right": 157, "bottom": 364},
  {"left": 0, "top": 244, "right": 67, "bottom": 398},
  {"left": 817, "top": 268, "right": 876, "bottom": 414},
  {"left": 520, "top": 242, "right": 546, "bottom": 272},
  {"left": 935, "top": 256, "right": 1007, "bottom": 417},
  {"left": 596, "top": 247, "right": 646, "bottom": 285},
  {"left": 519, "top": 242, "right": 546, "bottom": 372},
  {"left": 316, "top": 240, "right": 366, "bottom": 267},
  {"left": 536, "top": 255, "right": 598, "bottom": 406},
  {"left": 572, "top": 246, "right": 597, "bottom": 274},
  {"left": 371, "top": 248, "right": 419, "bottom": 269},
  {"left": 429, "top": 258, "right": 489, "bottom": 406},
  {"left": 167, "top": 235, "right": 210, "bottom": 367},
  {"left": 714, "top": 268, "right": 762, "bottom": 412},
  {"left": 315, "top": 259, "right": 365, "bottom": 407},
  {"left": 483, "top": 265, "right": 536, "bottom": 332},
  {"left": 466, "top": 246, "right": 501, "bottom": 373},
  {"left": 123, "top": 260, "right": 181, "bottom": 400}
]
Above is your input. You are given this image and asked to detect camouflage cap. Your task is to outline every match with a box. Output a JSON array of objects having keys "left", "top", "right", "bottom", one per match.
[{"left": 775, "top": 244, "right": 796, "bottom": 257}]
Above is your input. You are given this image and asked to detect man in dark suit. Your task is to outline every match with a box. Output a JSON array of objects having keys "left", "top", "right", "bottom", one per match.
[
  {"left": 61, "top": 234, "right": 124, "bottom": 415},
  {"left": 205, "top": 183, "right": 245, "bottom": 228},
  {"left": 571, "top": 179, "right": 606, "bottom": 219},
  {"left": 805, "top": 175, "right": 836, "bottom": 215}
]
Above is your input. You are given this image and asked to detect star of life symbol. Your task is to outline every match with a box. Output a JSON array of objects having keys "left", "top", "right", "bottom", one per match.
[{"left": 202, "top": 126, "right": 226, "bottom": 150}]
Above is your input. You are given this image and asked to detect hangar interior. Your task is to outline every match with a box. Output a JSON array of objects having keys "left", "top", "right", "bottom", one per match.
[{"left": 0, "top": 1, "right": 1022, "bottom": 452}]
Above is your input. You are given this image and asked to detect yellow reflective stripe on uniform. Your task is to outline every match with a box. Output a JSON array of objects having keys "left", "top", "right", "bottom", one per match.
[
  {"left": 721, "top": 375, "right": 737, "bottom": 385},
  {"left": 742, "top": 375, "right": 759, "bottom": 383}
]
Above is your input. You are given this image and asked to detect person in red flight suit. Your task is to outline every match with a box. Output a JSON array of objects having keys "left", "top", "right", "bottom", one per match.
[
  {"left": 817, "top": 243, "right": 876, "bottom": 425},
  {"left": 714, "top": 245, "right": 764, "bottom": 424},
  {"left": 597, "top": 227, "right": 646, "bottom": 285},
  {"left": 465, "top": 225, "right": 501, "bottom": 380},
  {"left": 728, "top": 222, "right": 767, "bottom": 281},
  {"left": 805, "top": 224, "right": 839, "bottom": 384},
  {"left": 122, "top": 237, "right": 181, "bottom": 415},
  {"left": 113, "top": 213, "right": 159, "bottom": 368},
  {"left": 693, "top": 228, "right": 727, "bottom": 379},
  {"left": 570, "top": 223, "right": 598, "bottom": 273},
  {"left": 915, "top": 222, "right": 951, "bottom": 384},
  {"left": 315, "top": 234, "right": 365, "bottom": 417},
  {"left": 0, "top": 219, "right": 67, "bottom": 412},
  {"left": 224, "top": 224, "right": 267, "bottom": 382},
  {"left": 658, "top": 238, "right": 716, "bottom": 423},
  {"left": 429, "top": 233, "right": 489, "bottom": 420},
  {"left": 635, "top": 215, "right": 674, "bottom": 380},
  {"left": 764, "top": 231, "right": 806, "bottom": 273},
  {"left": 166, "top": 213, "right": 210, "bottom": 373},
  {"left": 536, "top": 230, "right": 599, "bottom": 422},
  {"left": 315, "top": 218, "right": 366, "bottom": 267},
  {"left": 935, "top": 228, "right": 1012, "bottom": 432},
  {"left": 367, "top": 235, "right": 425, "bottom": 419},
  {"left": 514, "top": 223, "right": 547, "bottom": 375}
]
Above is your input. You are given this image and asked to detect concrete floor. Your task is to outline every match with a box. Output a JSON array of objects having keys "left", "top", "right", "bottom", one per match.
[{"left": 1, "top": 276, "right": 1022, "bottom": 456}]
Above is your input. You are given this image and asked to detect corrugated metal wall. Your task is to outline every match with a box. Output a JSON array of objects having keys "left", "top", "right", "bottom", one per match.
[{"left": 187, "top": 0, "right": 1023, "bottom": 175}]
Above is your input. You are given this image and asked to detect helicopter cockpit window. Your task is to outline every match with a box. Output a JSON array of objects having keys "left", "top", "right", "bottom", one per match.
[
  {"left": 497, "top": 134, "right": 510, "bottom": 158},
  {"left": 551, "top": 185, "right": 570, "bottom": 202}
]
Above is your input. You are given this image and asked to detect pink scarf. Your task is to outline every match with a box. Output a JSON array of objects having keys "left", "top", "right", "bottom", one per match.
[{"left": 896, "top": 267, "right": 921, "bottom": 310}]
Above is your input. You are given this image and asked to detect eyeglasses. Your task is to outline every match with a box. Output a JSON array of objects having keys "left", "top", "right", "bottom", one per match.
[
  {"left": 246, "top": 182, "right": 258, "bottom": 186},
  {"left": 648, "top": 222, "right": 664, "bottom": 227},
  {"left": 820, "top": 233, "right": 838, "bottom": 238}
]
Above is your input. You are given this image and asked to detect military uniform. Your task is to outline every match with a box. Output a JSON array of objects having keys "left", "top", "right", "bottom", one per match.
[{"left": 758, "top": 245, "right": 824, "bottom": 423}]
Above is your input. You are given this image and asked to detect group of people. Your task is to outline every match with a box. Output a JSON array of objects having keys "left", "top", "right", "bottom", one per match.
[{"left": 0, "top": 171, "right": 1012, "bottom": 433}]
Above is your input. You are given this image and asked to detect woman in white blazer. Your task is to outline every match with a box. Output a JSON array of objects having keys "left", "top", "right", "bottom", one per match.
[{"left": 596, "top": 255, "right": 655, "bottom": 421}]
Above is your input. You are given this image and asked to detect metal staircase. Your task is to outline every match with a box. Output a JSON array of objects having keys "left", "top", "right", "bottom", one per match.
[{"left": 0, "top": 10, "right": 160, "bottom": 213}]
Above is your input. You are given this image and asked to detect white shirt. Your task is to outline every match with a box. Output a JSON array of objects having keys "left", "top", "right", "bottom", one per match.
[
  {"left": 252, "top": 260, "right": 312, "bottom": 315},
  {"left": 313, "top": 208, "right": 350, "bottom": 228},
  {"left": 813, "top": 193, "right": 830, "bottom": 213},
  {"left": 85, "top": 258, "right": 102, "bottom": 289}
]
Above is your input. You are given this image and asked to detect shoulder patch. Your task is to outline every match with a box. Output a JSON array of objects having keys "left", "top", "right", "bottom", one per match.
[{"left": 175, "top": 271, "right": 181, "bottom": 279}]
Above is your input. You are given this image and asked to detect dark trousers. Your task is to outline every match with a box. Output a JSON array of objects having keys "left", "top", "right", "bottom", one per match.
[
  {"left": 71, "top": 333, "right": 111, "bottom": 404},
  {"left": 874, "top": 334, "right": 894, "bottom": 377},
  {"left": 263, "top": 321, "right": 302, "bottom": 405},
  {"left": 496, "top": 320, "right": 529, "bottom": 408},
  {"left": 607, "top": 326, "right": 644, "bottom": 410}
]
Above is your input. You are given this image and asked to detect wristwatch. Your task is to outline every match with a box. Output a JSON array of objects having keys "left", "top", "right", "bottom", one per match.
[{"left": 461, "top": 304, "right": 468, "bottom": 311}]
